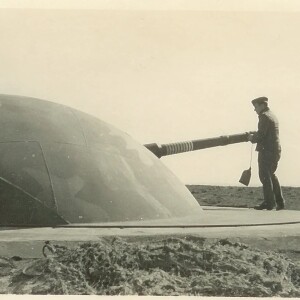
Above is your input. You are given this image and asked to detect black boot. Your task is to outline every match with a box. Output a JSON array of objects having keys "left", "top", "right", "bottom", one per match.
[
  {"left": 276, "top": 199, "right": 285, "bottom": 211},
  {"left": 254, "top": 202, "right": 275, "bottom": 210}
]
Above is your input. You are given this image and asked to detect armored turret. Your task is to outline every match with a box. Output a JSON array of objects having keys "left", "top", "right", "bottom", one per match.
[
  {"left": 0, "top": 95, "right": 203, "bottom": 226},
  {"left": 0, "top": 94, "right": 255, "bottom": 227}
]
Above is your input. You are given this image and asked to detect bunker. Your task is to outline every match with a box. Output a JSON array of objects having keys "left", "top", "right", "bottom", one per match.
[{"left": 0, "top": 94, "right": 202, "bottom": 226}]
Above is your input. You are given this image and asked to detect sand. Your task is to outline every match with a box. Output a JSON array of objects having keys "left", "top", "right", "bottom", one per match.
[{"left": 187, "top": 185, "right": 300, "bottom": 210}]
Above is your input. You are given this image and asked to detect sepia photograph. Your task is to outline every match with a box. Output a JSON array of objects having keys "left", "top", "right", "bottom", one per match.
[{"left": 0, "top": 0, "right": 300, "bottom": 298}]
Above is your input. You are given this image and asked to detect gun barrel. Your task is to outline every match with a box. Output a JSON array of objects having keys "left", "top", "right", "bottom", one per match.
[{"left": 144, "top": 132, "right": 255, "bottom": 158}]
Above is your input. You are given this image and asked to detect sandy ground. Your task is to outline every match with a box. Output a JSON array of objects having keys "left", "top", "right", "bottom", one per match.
[
  {"left": 0, "top": 185, "right": 299, "bottom": 296},
  {"left": 187, "top": 185, "right": 300, "bottom": 210}
]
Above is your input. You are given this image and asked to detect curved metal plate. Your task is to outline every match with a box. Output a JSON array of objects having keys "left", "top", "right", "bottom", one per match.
[{"left": 0, "top": 95, "right": 202, "bottom": 225}]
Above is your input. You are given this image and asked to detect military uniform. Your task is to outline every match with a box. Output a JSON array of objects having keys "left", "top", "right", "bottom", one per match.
[{"left": 251, "top": 98, "right": 285, "bottom": 210}]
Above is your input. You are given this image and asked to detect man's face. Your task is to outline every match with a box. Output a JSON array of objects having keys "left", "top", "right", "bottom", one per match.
[{"left": 253, "top": 103, "right": 265, "bottom": 115}]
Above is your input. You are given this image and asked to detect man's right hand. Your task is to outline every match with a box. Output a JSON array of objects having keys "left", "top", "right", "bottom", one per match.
[{"left": 247, "top": 133, "right": 255, "bottom": 142}]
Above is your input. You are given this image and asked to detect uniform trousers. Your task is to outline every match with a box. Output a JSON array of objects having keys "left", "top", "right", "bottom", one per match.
[{"left": 258, "top": 151, "right": 284, "bottom": 207}]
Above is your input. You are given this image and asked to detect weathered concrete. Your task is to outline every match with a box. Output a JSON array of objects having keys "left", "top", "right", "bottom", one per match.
[{"left": 1, "top": 207, "right": 300, "bottom": 258}]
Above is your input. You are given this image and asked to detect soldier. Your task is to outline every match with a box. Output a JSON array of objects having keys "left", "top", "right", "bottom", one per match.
[{"left": 248, "top": 97, "right": 285, "bottom": 210}]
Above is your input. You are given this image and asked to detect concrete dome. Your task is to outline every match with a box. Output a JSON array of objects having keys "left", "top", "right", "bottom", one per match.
[{"left": 0, "top": 95, "right": 202, "bottom": 226}]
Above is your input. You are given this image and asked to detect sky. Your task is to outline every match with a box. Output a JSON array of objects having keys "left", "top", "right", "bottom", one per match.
[{"left": 0, "top": 0, "right": 300, "bottom": 186}]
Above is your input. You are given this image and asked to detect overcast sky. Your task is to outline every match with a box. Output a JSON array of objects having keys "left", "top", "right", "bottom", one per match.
[{"left": 0, "top": 0, "right": 299, "bottom": 186}]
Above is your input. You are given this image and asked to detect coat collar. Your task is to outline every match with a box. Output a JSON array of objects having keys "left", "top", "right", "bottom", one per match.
[{"left": 259, "top": 107, "right": 270, "bottom": 115}]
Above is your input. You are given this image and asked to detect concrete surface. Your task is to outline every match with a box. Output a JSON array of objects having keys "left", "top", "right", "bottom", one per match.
[{"left": 1, "top": 207, "right": 300, "bottom": 258}]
